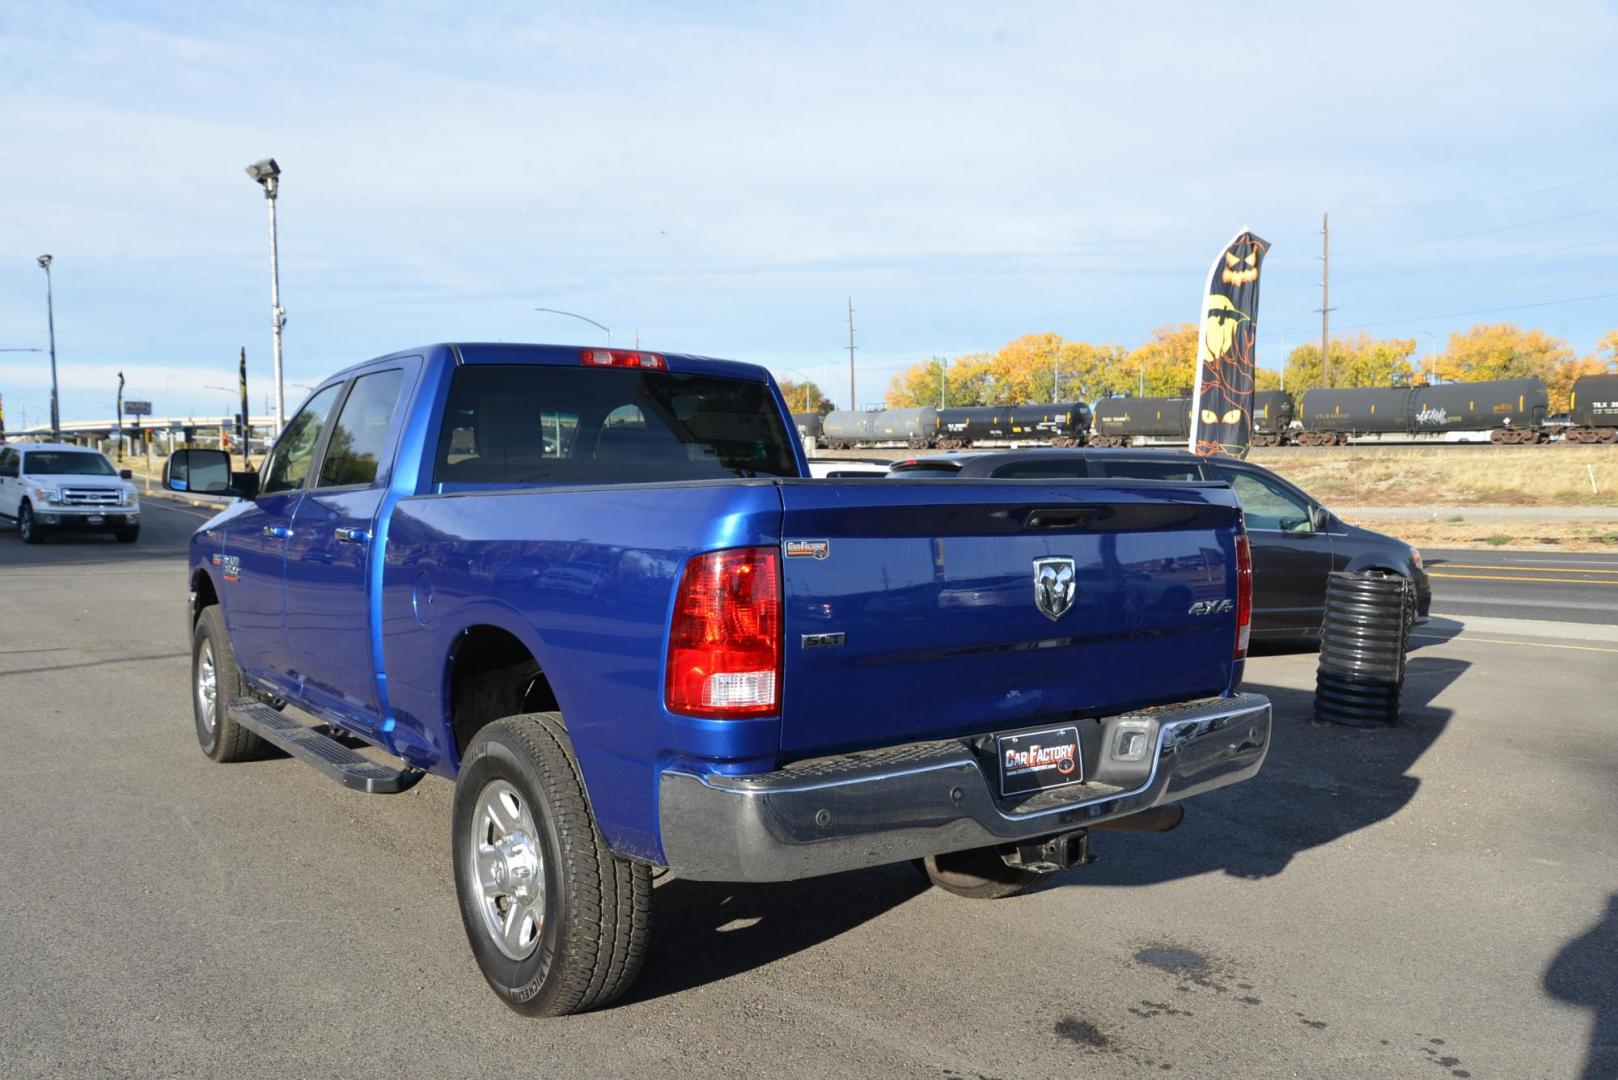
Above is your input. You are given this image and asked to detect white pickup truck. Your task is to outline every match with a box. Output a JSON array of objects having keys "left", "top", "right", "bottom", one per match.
[{"left": 0, "top": 443, "right": 141, "bottom": 543}]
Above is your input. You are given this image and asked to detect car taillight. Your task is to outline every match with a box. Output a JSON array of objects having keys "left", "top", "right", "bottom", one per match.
[
  {"left": 1234, "top": 532, "right": 1253, "bottom": 659},
  {"left": 666, "top": 547, "right": 781, "bottom": 718},
  {"left": 581, "top": 348, "right": 666, "bottom": 370}
]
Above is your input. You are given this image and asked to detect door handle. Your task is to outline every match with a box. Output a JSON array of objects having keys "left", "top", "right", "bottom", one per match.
[
  {"left": 335, "top": 527, "right": 371, "bottom": 544},
  {"left": 263, "top": 524, "right": 292, "bottom": 539}
]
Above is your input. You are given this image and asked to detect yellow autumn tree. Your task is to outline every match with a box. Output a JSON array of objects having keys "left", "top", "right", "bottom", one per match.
[
  {"left": 884, "top": 353, "right": 996, "bottom": 408},
  {"left": 1427, "top": 323, "right": 1572, "bottom": 383},
  {"left": 1122, "top": 324, "right": 1199, "bottom": 398},
  {"left": 778, "top": 378, "right": 832, "bottom": 414},
  {"left": 1283, "top": 335, "right": 1418, "bottom": 392}
]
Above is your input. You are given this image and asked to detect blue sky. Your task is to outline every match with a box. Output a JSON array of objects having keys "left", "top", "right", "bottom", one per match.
[{"left": 1, "top": 0, "right": 1615, "bottom": 426}]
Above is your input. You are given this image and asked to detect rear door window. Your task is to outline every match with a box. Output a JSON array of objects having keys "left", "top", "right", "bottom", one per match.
[
  {"left": 1205, "top": 465, "right": 1315, "bottom": 532},
  {"left": 433, "top": 365, "right": 798, "bottom": 486},
  {"left": 989, "top": 459, "right": 1090, "bottom": 479},
  {"left": 316, "top": 369, "right": 405, "bottom": 488},
  {"left": 1089, "top": 458, "right": 1202, "bottom": 482}
]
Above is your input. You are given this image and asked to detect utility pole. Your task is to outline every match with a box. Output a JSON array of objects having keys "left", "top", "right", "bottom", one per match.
[
  {"left": 937, "top": 356, "right": 947, "bottom": 408},
  {"left": 846, "top": 297, "right": 857, "bottom": 410},
  {"left": 239, "top": 347, "right": 251, "bottom": 470},
  {"left": 116, "top": 371, "right": 125, "bottom": 461},
  {"left": 1052, "top": 353, "right": 1059, "bottom": 404},
  {"left": 1316, "top": 212, "right": 1336, "bottom": 389}
]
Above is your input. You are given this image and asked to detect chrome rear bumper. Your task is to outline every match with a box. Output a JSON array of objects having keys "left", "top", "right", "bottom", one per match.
[{"left": 659, "top": 692, "right": 1271, "bottom": 882}]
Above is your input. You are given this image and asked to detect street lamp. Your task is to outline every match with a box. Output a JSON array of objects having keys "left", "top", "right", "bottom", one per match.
[
  {"left": 37, "top": 255, "right": 60, "bottom": 441},
  {"left": 246, "top": 157, "right": 286, "bottom": 433},
  {"left": 1417, "top": 330, "right": 1438, "bottom": 383},
  {"left": 534, "top": 307, "right": 611, "bottom": 345}
]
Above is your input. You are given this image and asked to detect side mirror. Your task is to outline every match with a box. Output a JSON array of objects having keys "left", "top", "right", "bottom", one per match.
[
  {"left": 119, "top": 468, "right": 133, "bottom": 480},
  {"left": 1309, "top": 505, "right": 1332, "bottom": 533},
  {"left": 165, "top": 449, "right": 245, "bottom": 497}
]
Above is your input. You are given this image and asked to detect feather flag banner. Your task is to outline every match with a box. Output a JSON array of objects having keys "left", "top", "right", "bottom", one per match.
[{"left": 1189, "top": 229, "right": 1269, "bottom": 457}]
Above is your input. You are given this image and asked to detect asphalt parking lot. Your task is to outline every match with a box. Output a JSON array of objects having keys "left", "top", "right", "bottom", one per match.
[{"left": 1, "top": 497, "right": 1614, "bottom": 1079}]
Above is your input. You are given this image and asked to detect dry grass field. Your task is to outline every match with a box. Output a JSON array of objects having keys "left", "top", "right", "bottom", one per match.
[{"left": 1248, "top": 445, "right": 1618, "bottom": 508}]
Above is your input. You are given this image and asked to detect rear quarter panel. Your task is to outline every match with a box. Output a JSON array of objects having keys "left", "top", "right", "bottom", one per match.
[{"left": 379, "top": 481, "right": 784, "bottom": 861}]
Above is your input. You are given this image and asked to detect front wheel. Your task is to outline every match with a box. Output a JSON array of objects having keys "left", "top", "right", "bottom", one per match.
[
  {"left": 452, "top": 713, "right": 651, "bottom": 1016},
  {"left": 18, "top": 503, "right": 42, "bottom": 544},
  {"left": 191, "top": 606, "right": 265, "bottom": 762},
  {"left": 922, "top": 845, "right": 1043, "bottom": 900},
  {"left": 115, "top": 525, "right": 140, "bottom": 543}
]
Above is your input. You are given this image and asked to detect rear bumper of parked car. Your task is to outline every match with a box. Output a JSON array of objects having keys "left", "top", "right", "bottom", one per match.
[{"left": 658, "top": 692, "right": 1271, "bottom": 882}]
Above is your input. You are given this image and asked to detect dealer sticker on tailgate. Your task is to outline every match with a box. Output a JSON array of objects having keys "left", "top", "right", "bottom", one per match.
[{"left": 996, "top": 725, "right": 1083, "bottom": 797}]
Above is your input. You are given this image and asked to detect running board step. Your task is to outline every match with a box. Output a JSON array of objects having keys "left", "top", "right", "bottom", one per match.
[{"left": 228, "top": 699, "right": 426, "bottom": 794}]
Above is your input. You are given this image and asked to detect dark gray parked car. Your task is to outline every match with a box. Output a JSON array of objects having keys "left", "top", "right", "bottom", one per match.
[{"left": 887, "top": 448, "right": 1430, "bottom": 638}]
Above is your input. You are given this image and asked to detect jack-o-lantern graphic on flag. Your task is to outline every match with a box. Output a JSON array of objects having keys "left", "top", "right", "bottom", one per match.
[{"left": 1189, "top": 229, "right": 1269, "bottom": 458}]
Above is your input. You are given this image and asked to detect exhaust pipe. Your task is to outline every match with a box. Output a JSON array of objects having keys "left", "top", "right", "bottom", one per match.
[{"left": 1088, "top": 804, "right": 1184, "bottom": 833}]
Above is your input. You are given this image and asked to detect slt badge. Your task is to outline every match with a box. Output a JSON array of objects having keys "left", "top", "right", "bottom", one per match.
[{"left": 1033, "top": 557, "right": 1076, "bottom": 621}]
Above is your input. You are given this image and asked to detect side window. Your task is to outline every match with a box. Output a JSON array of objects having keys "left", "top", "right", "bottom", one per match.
[
  {"left": 990, "top": 459, "right": 1090, "bottom": 479},
  {"left": 1208, "top": 466, "right": 1313, "bottom": 532},
  {"left": 0, "top": 450, "right": 16, "bottom": 477},
  {"left": 317, "top": 369, "right": 405, "bottom": 488},
  {"left": 1092, "top": 458, "right": 1201, "bottom": 482},
  {"left": 261, "top": 384, "right": 342, "bottom": 495}
]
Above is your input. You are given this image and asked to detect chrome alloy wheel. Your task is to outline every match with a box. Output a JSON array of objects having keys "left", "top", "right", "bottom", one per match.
[
  {"left": 196, "top": 639, "right": 218, "bottom": 734},
  {"left": 469, "top": 779, "right": 546, "bottom": 961}
]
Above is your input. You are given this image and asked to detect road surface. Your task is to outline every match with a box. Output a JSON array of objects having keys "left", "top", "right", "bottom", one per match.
[
  {"left": 1, "top": 497, "right": 1612, "bottom": 1078},
  {"left": 1424, "top": 546, "right": 1618, "bottom": 626}
]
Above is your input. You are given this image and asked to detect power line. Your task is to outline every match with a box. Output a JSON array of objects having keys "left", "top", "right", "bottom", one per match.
[
  {"left": 1330, "top": 291, "right": 1618, "bottom": 334},
  {"left": 1334, "top": 205, "right": 1618, "bottom": 257},
  {"left": 1337, "top": 168, "right": 1618, "bottom": 231}
]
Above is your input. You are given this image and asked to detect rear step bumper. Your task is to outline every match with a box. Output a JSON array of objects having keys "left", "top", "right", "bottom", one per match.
[
  {"left": 228, "top": 699, "right": 426, "bottom": 794},
  {"left": 659, "top": 692, "right": 1270, "bottom": 882}
]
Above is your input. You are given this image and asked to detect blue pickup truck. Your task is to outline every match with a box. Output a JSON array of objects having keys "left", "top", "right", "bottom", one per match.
[{"left": 166, "top": 342, "right": 1270, "bottom": 1016}]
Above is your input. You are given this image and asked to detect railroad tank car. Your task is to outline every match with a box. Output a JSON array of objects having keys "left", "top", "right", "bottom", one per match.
[
  {"left": 791, "top": 411, "right": 825, "bottom": 440},
  {"left": 936, "top": 402, "right": 1091, "bottom": 447},
  {"left": 1250, "top": 391, "right": 1297, "bottom": 446},
  {"left": 1566, "top": 374, "right": 1618, "bottom": 443},
  {"left": 1089, "top": 396, "right": 1191, "bottom": 447},
  {"left": 1297, "top": 378, "right": 1549, "bottom": 445},
  {"left": 820, "top": 407, "right": 940, "bottom": 448}
]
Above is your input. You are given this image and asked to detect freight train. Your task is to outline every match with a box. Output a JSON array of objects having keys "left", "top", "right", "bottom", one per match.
[
  {"left": 806, "top": 376, "right": 1614, "bottom": 450},
  {"left": 1565, "top": 374, "right": 1618, "bottom": 443},
  {"left": 818, "top": 404, "right": 1090, "bottom": 450},
  {"left": 1089, "top": 391, "right": 1294, "bottom": 447}
]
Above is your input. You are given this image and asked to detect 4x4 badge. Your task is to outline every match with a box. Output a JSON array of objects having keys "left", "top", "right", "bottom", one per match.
[{"left": 1033, "top": 557, "right": 1076, "bottom": 620}]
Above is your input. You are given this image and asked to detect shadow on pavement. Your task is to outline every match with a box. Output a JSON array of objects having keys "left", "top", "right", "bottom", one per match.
[
  {"left": 1062, "top": 655, "right": 1469, "bottom": 886},
  {"left": 626, "top": 861, "right": 927, "bottom": 1005},
  {"left": 1544, "top": 894, "right": 1618, "bottom": 1080}
]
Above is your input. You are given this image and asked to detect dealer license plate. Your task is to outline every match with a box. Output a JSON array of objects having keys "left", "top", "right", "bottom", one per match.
[
  {"left": 87, "top": 515, "right": 103, "bottom": 524},
  {"left": 996, "top": 724, "right": 1083, "bottom": 797}
]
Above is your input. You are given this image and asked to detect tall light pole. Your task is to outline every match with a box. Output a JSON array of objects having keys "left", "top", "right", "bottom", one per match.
[
  {"left": 246, "top": 158, "right": 286, "bottom": 433},
  {"left": 37, "top": 255, "right": 60, "bottom": 441},
  {"left": 534, "top": 307, "right": 611, "bottom": 344},
  {"left": 1417, "top": 330, "right": 1438, "bottom": 383}
]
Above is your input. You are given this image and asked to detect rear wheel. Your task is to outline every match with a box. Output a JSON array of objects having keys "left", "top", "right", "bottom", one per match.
[
  {"left": 192, "top": 606, "right": 265, "bottom": 762},
  {"left": 453, "top": 712, "right": 652, "bottom": 1016},
  {"left": 18, "top": 502, "right": 42, "bottom": 544},
  {"left": 922, "top": 845, "right": 1042, "bottom": 900}
]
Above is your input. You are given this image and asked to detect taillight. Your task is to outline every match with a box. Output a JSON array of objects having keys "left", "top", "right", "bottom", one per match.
[
  {"left": 581, "top": 348, "right": 666, "bottom": 370},
  {"left": 1234, "top": 532, "right": 1253, "bottom": 659},
  {"left": 666, "top": 547, "right": 781, "bottom": 717}
]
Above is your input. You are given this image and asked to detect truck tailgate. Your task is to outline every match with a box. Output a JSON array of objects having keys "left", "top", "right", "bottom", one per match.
[{"left": 777, "top": 479, "right": 1243, "bottom": 758}]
